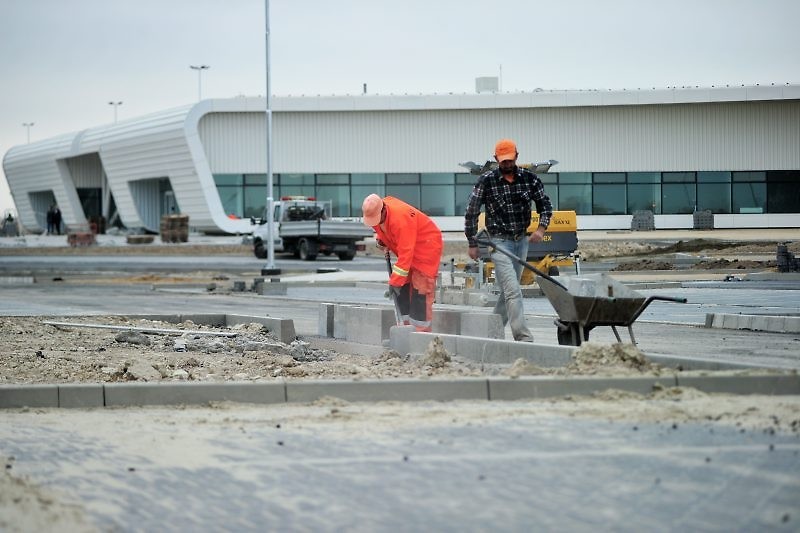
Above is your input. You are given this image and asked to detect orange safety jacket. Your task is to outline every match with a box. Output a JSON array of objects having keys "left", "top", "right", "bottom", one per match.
[{"left": 372, "top": 196, "right": 443, "bottom": 287}]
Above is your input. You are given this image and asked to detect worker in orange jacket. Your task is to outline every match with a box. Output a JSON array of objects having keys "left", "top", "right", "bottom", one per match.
[{"left": 362, "top": 194, "right": 443, "bottom": 332}]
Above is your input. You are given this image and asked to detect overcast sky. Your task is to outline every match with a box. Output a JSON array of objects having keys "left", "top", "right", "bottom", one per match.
[{"left": 1, "top": 0, "right": 798, "bottom": 216}]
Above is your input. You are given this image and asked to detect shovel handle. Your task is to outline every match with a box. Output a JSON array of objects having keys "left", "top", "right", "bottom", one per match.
[{"left": 475, "top": 229, "right": 569, "bottom": 291}]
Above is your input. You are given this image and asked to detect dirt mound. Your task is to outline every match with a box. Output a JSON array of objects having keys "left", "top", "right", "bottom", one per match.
[
  {"left": 612, "top": 259, "right": 675, "bottom": 271},
  {"left": 566, "top": 342, "right": 661, "bottom": 375}
]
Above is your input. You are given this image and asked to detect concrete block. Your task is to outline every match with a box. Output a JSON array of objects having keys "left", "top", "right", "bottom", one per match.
[
  {"left": 333, "top": 304, "right": 352, "bottom": 339},
  {"left": 432, "top": 309, "right": 462, "bottom": 335},
  {"left": 466, "top": 291, "right": 498, "bottom": 307},
  {"left": 258, "top": 282, "right": 288, "bottom": 296},
  {"left": 59, "top": 384, "right": 104, "bottom": 408},
  {"left": 784, "top": 317, "right": 800, "bottom": 334},
  {"left": 318, "top": 303, "right": 335, "bottom": 337},
  {"left": 704, "top": 313, "right": 715, "bottom": 328},
  {"left": 460, "top": 313, "right": 504, "bottom": 339},
  {"left": 406, "top": 332, "right": 458, "bottom": 357},
  {"left": 0, "top": 385, "right": 59, "bottom": 408},
  {"left": 647, "top": 354, "right": 760, "bottom": 371},
  {"left": 345, "top": 307, "right": 394, "bottom": 345},
  {"left": 721, "top": 313, "right": 741, "bottom": 330},
  {"left": 227, "top": 314, "right": 296, "bottom": 343},
  {"left": 712, "top": 313, "right": 725, "bottom": 328},
  {"left": 286, "top": 378, "right": 489, "bottom": 403},
  {"left": 736, "top": 315, "right": 754, "bottom": 330},
  {"left": 675, "top": 374, "right": 800, "bottom": 395},
  {"left": 389, "top": 325, "right": 415, "bottom": 355},
  {"left": 508, "top": 343, "right": 574, "bottom": 368},
  {"left": 488, "top": 376, "right": 674, "bottom": 401},
  {"left": 104, "top": 382, "right": 286, "bottom": 407},
  {"left": 751, "top": 315, "right": 771, "bottom": 332},
  {"left": 766, "top": 316, "right": 787, "bottom": 333},
  {"left": 456, "top": 336, "right": 511, "bottom": 364},
  {"left": 437, "top": 289, "right": 464, "bottom": 305},
  {"left": 176, "top": 314, "right": 227, "bottom": 327}
]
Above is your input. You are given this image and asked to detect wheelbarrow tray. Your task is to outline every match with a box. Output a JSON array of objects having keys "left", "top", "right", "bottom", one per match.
[{"left": 538, "top": 273, "right": 647, "bottom": 327}]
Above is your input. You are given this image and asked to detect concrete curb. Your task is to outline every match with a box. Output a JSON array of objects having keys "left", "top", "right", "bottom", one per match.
[
  {"left": 2, "top": 374, "right": 797, "bottom": 409},
  {"left": 705, "top": 312, "right": 800, "bottom": 334}
]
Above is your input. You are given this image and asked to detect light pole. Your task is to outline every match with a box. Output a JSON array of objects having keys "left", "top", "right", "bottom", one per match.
[
  {"left": 22, "top": 122, "right": 34, "bottom": 144},
  {"left": 108, "top": 101, "right": 123, "bottom": 123},
  {"left": 261, "top": 0, "right": 279, "bottom": 275},
  {"left": 189, "top": 65, "right": 210, "bottom": 101}
]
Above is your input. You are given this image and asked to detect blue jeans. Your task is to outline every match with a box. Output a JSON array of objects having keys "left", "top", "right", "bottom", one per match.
[{"left": 491, "top": 237, "right": 533, "bottom": 342}]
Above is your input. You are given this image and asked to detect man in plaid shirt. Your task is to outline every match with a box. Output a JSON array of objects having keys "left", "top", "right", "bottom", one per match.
[{"left": 464, "top": 139, "right": 553, "bottom": 342}]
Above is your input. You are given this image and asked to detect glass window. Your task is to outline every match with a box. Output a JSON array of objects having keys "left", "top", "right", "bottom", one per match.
[
  {"left": 594, "top": 172, "right": 626, "bottom": 183},
  {"left": 386, "top": 173, "right": 419, "bottom": 184},
  {"left": 420, "top": 185, "right": 454, "bottom": 216},
  {"left": 217, "top": 186, "right": 243, "bottom": 217},
  {"left": 628, "top": 172, "right": 660, "bottom": 184},
  {"left": 559, "top": 172, "right": 591, "bottom": 184},
  {"left": 543, "top": 183, "right": 558, "bottom": 210},
  {"left": 697, "top": 183, "right": 731, "bottom": 213},
  {"left": 351, "top": 173, "right": 384, "bottom": 185},
  {"left": 351, "top": 186, "right": 386, "bottom": 217},
  {"left": 663, "top": 172, "right": 695, "bottom": 183},
  {"left": 214, "top": 174, "right": 243, "bottom": 186},
  {"left": 697, "top": 171, "right": 730, "bottom": 183},
  {"left": 455, "top": 173, "right": 477, "bottom": 185},
  {"left": 538, "top": 172, "right": 557, "bottom": 184},
  {"left": 733, "top": 171, "right": 766, "bottom": 182},
  {"left": 244, "top": 187, "right": 267, "bottom": 218},
  {"left": 421, "top": 173, "right": 454, "bottom": 184},
  {"left": 316, "top": 185, "right": 350, "bottom": 216},
  {"left": 244, "top": 174, "right": 267, "bottom": 185},
  {"left": 662, "top": 183, "right": 696, "bottom": 214},
  {"left": 277, "top": 173, "right": 313, "bottom": 198},
  {"left": 386, "top": 185, "right": 420, "bottom": 207},
  {"left": 558, "top": 184, "right": 591, "bottom": 214},
  {"left": 316, "top": 174, "right": 349, "bottom": 185},
  {"left": 593, "top": 184, "right": 626, "bottom": 214},
  {"left": 733, "top": 183, "right": 767, "bottom": 213},
  {"left": 766, "top": 171, "right": 800, "bottom": 213},
  {"left": 627, "top": 184, "right": 661, "bottom": 214},
  {"left": 455, "top": 184, "right": 474, "bottom": 215}
]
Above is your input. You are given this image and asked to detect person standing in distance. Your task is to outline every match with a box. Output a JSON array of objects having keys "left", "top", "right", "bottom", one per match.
[
  {"left": 362, "top": 194, "right": 443, "bottom": 332},
  {"left": 464, "top": 139, "right": 553, "bottom": 342}
]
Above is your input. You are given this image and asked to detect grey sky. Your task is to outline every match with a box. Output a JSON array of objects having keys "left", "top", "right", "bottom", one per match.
[{"left": 2, "top": 0, "right": 799, "bottom": 215}]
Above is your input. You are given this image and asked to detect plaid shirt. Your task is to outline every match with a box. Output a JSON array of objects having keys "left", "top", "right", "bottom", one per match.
[{"left": 464, "top": 166, "right": 553, "bottom": 247}]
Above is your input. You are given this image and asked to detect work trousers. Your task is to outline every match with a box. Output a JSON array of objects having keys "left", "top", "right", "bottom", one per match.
[
  {"left": 490, "top": 237, "right": 534, "bottom": 342},
  {"left": 395, "top": 269, "right": 435, "bottom": 332}
]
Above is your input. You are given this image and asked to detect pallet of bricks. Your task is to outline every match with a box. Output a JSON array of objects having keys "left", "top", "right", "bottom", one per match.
[{"left": 160, "top": 214, "right": 189, "bottom": 243}]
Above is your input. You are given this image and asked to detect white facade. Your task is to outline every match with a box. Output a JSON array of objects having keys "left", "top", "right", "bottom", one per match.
[{"left": 4, "top": 85, "right": 800, "bottom": 234}]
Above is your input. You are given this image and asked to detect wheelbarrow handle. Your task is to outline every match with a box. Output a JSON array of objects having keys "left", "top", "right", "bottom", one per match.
[
  {"left": 474, "top": 229, "right": 568, "bottom": 291},
  {"left": 629, "top": 295, "right": 688, "bottom": 324}
]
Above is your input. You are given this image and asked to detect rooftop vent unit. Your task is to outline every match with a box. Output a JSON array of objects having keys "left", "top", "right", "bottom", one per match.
[{"left": 475, "top": 76, "right": 499, "bottom": 93}]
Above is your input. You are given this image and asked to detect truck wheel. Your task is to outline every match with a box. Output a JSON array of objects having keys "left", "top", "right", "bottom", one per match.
[
  {"left": 298, "top": 238, "right": 318, "bottom": 261},
  {"left": 337, "top": 250, "right": 356, "bottom": 261},
  {"left": 548, "top": 266, "right": 560, "bottom": 276},
  {"left": 253, "top": 239, "right": 267, "bottom": 259}
]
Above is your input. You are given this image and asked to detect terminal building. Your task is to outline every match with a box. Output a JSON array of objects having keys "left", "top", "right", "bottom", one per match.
[{"left": 3, "top": 84, "right": 799, "bottom": 235}]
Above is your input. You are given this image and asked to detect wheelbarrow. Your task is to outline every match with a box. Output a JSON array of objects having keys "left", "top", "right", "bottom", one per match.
[{"left": 475, "top": 231, "right": 687, "bottom": 346}]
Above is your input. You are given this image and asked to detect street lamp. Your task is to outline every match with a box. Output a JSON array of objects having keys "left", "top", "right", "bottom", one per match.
[
  {"left": 189, "top": 65, "right": 210, "bottom": 101},
  {"left": 22, "top": 122, "right": 34, "bottom": 144},
  {"left": 108, "top": 101, "right": 123, "bottom": 123}
]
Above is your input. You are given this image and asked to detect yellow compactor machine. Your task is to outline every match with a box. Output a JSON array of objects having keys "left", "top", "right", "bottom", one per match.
[{"left": 477, "top": 210, "right": 578, "bottom": 284}]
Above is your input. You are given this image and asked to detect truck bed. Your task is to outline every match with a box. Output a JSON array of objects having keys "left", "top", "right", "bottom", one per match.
[{"left": 279, "top": 219, "right": 373, "bottom": 240}]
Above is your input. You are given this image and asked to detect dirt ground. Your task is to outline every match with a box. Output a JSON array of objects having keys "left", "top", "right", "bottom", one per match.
[{"left": 0, "top": 315, "right": 706, "bottom": 385}]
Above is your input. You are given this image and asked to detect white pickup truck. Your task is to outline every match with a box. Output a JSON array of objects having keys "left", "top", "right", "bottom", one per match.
[{"left": 250, "top": 197, "right": 373, "bottom": 261}]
